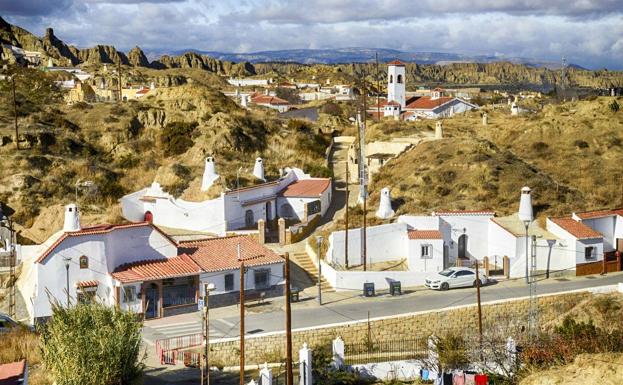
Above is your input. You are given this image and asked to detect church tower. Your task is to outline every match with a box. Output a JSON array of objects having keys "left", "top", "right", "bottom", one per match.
[{"left": 387, "top": 60, "right": 406, "bottom": 108}]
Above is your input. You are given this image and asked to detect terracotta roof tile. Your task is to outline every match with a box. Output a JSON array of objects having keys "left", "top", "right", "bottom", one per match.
[
  {"left": 111, "top": 254, "right": 201, "bottom": 283},
  {"left": 406, "top": 96, "right": 454, "bottom": 110},
  {"left": 433, "top": 210, "right": 495, "bottom": 216},
  {"left": 280, "top": 179, "right": 331, "bottom": 197},
  {"left": 0, "top": 360, "right": 26, "bottom": 385},
  {"left": 575, "top": 208, "right": 623, "bottom": 219},
  {"left": 408, "top": 230, "right": 443, "bottom": 240},
  {"left": 550, "top": 217, "right": 603, "bottom": 239},
  {"left": 35, "top": 222, "right": 177, "bottom": 264},
  {"left": 76, "top": 280, "right": 98, "bottom": 288},
  {"left": 181, "top": 236, "right": 283, "bottom": 273},
  {"left": 387, "top": 60, "right": 406, "bottom": 66},
  {"left": 251, "top": 95, "right": 289, "bottom": 105}
]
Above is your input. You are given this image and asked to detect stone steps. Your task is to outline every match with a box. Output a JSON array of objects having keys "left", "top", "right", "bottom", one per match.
[{"left": 291, "top": 252, "right": 335, "bottom": 292}]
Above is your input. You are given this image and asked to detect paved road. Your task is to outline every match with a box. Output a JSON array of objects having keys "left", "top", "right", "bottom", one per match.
[{"left": 143, "top": 272, "right": 623, "bottom": 344}]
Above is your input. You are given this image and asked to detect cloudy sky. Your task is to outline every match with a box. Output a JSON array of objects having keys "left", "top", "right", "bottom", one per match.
[{"left": 2, "top": 0, "right": 622, "bottom": 69}]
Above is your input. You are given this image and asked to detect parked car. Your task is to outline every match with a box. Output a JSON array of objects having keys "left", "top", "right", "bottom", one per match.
[
  {"left": 0, "top": 312, "right": 19, "bottom": 334},
  {"left": 424, "top": 267, "right": 488, "bottom": 290}
]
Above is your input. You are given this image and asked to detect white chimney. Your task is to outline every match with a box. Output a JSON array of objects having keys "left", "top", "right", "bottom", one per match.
[
  {"left": 241, "top": 94, "right": 248, "bottom": 108},
  {"left": 201, "top": 156, "right": 219, "bottom": 191},
  {"left": 511, "top": 102, "right": 519, "bottom": 116},
  {"left": 435, "top": 121, "right": 443, "bottom": 139},
  {"left": 482, "top": 113, "right": 488, "bottom": 126},
  {"left": 150, "top": 81, "right": 156, "bottom": 90},
  {"left": 518, "top": 186, "right": 533, "bottom": 224},
  {"left": 63, "top": 204, "right": 81, "bottom": 232},
  {"left": 376, "top": 187, "right": 395, "bottom": 219},
  {"left": 253, "top": 157, "right": 265, "bottom": 181}
]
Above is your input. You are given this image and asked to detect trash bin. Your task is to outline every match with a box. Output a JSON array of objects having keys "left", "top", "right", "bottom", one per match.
[
  {"left": 389, "top": 281, "right": 401, "bottom": 296},
  {"left": 363, "top": 282, "right": 375, "bottom": 297},
  {"left": 290, "top": 288, "right": 300, "bottom": 303}
]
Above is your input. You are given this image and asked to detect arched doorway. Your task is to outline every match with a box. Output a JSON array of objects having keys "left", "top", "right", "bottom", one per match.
[
  {"left": 458, "top": 234, "right": 467, "bottom": 259},
  {"left": 280, "top": 203, "right": 294, "bottom": 219},
  {"left": 144, "top": 211, "right": 153, "bottom": 223},
  {"left": 266, "top": 201, "right": 272, "bottom": 221},
  {"left": 245, "top": 210, "right": 254, "bottom": 227}
]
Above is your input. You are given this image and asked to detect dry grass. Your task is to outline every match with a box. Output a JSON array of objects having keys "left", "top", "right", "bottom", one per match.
[
  {"left": 519, "top": 353, "right": 623, "bottom": 385},
  {"left": 0, "top": 327, "right": 51, "bottom": 385}
]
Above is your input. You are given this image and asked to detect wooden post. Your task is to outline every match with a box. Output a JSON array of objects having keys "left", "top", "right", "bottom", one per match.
[
  {"left": 239, "top": 262, "right": 245, "bottom": 385},
  {"left": 475, "top": 260, "right": 483, "bottom": 347},
  {"left": 284, "top": 253, "right": 293, "bottom": 385},
  {"left": 617, "top": 251, "right": 622, "bottom": 272},
  {"left": 278, "top": 218, "right": 286, "bottom": 246},
  {"left": 345, "top": 161, "right": 349, "bottom": 268},
  {"left": 11, "top": 76, "right": 19, "bottom": 150},
  {"left": 204, "top": 283, "right": 210, "bottom": 385},
  {"left": 503, "top": 255, "right": 510, "bottom": 279},
  {"left": 258, "top": 219, "right": 266, "bottom": 244},
  {"left": 363, "top": 188, "right": 367, "bottom": 271}
]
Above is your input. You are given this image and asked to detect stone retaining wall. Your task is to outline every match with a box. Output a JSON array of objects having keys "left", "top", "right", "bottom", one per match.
[{"left": 207, "top": 291, "right": 592, "bottom": 366}]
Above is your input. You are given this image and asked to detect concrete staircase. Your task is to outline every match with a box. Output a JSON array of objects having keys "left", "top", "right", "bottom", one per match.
[{"left": 291, "top": 252, "right": 335, "bottom": 293}]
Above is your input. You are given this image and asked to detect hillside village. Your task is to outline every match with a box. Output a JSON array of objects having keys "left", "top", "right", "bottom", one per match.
[{"left": 0, "top": 12, "right": 623, "bottom": 385}]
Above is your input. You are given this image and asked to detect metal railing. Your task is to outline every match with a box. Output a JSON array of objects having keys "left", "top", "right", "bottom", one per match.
[
  {"left": 344, "top": 338, "right": 428, "bottom": 365},
  {"left": 155, "top": 332, "right": 203, "bottom": 365}
]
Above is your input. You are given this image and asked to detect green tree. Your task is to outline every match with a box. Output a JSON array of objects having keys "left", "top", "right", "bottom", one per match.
[{"left": 40, "top": 302, "right": 145, "bottom": 385}]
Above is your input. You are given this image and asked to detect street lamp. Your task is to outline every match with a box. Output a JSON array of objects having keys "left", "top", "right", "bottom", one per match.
[
  {"left": 316, "top": 235, "right": 323, "bottom": 305},
  {"left": 518, "top": 186, "right": 534, "bottom": 285},
  {"left": 522, "top": 220, "right": 530, "bottom": 284},
  {"left": 63, "top": 256, "right": 72, "bottom": 306}
]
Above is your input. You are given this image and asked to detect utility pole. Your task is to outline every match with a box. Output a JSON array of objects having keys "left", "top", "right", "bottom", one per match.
[
  {"left": 202, "top": 283, "right": 214, "bottom": 385},
  {"left": 528, "top": 235, "right": 538, "bottom": 339},
  {"left": 239, "top": 261, "right": 245, "bottom": 385},
  {"left": 475, "top": 260, "right": 483, "bottom": 348},
  {"left": 11, "top": 75, "right": 19, "bottom": 150},
  {"left": 358, "top": 69, "right": 369, "bottom": 271},
  {"left": 344, "top": 161, "right": 349, "bottom": 268},
  {"left": 375, "top": 52, "right": 380, "bottom": 121},
  {"left": 117, "top": 59, "right": 122, "bottom": 102},
  {"left": 284, "top": 253, "right": 293, "bottom": 385}
]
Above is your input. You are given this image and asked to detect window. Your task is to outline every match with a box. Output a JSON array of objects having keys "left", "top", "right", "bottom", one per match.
[
  {"left": 397, "top": 74, "right": 403, "bottom": 84},
  {"left": 77, "top": 288, "right": 96, "bottom": 304},
  {"left": 254, "top": 269, "right": 270, "bottom": 289},
  {"left": 585, "top": 246, "right": 596, "bottom": 260},
  {"left": 389, "top": 75, "right": 393, "bottom": 84},
  {"left": 79, "top": 255, "right": 88, "bottom": 269},
  {"left": 225, "top": 273, "right": 234, "bottom": 291},
  {"left": 455, "top": 270, "right": 475, "bottom": 277},
  {"left": 421, "top": 244, "right": 433, "bottom": 259},
  {"left": 123, "top": 286, "right": 137, "bottom": 303}
]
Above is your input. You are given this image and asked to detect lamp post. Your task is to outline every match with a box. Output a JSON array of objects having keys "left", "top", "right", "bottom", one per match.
[
  {"left": 523, "top": 220, "right": 530, "bottom": 284},
  {"left": 63, "top": 256, "right": 71, "bottom": 306},
  {"left": 316, "top": 235, "right": 323, "bottom": 305},
  {"left": 0, "top": 203, "right": 16, "bottom": 318}
]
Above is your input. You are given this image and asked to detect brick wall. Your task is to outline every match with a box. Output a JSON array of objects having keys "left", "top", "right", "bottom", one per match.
[{"left": 206, "top": 291, "right": 591, "bottom": 366}]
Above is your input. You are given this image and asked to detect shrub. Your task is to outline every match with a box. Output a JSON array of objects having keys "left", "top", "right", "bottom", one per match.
[
  {"left": 160, "top": 121, "right": 198, "bottom": 156},
  {"left": 532, "top": 141, "right": 549, "bottom": 152},
  {"left": 573, "top": 140, "right": 589, "bottom": 149},
  {"left": 321, "top": 101, "right": 342, "bottom": 116},
  {"left": 40, "top": 302, "right": 145, "bottom": 385},
  {"left": 609, "top": 99, "right": 620, "bottom": 113},
  {"left": 72, "top": 101, "right": 92, "bottom": 110}
]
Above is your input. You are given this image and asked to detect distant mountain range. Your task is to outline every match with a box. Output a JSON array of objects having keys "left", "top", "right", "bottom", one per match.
[{"left": 154, "top": 47, "right": 585, "bottom": 70}]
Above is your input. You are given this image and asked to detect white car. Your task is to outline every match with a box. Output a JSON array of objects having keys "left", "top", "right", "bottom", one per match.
[{"left": 424, "top": 267, "right": 488, "bottom": 290}]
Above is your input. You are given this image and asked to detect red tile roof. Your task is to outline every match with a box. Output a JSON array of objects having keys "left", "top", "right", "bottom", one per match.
[
  {"left": 36, "top": 222, "right": 177, "bottom": 264},
  {"left": 408, "top": 230, "right": 443, "bottom": 240},
  {"left": 251, "top": 94, "right": 289, "bottom": 105},
  {"left": 181, "top": 235, "right": 283, "bottom": 273},
  {"left": 0, "top": 360, "right": 26, "bottom": 385},
  {"left": 280, "top": 178, "right": 331, "bottom": 197},
  {"left": 76, "top": 280, "right": 98, "bottom": 288},
  {"left": 433, "top": 210, "right": 495, "bottom": 216},
  {"left": 385, "top": 100, "right": 401, "bottom": 106},
  {"left": 406, "top": 96, "right": 454, "bottom": 110},
  {"left": 550, "top": 217, "right": 603, "bottom": 239},
  {"left": 575, "top": 208, "right": 623, "bottom": 219},
  {"left": 136, "top": 88, "right": 150, "bottom": 94},
  {"left": 112, "top": 254, "right": 201, "bottom": 283},
  {"left": 387, "top": 60, "right": 406, "bottom": 66}
]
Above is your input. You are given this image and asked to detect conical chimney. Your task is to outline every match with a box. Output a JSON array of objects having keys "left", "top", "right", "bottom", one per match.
[
  {"left": 201, "top": 156, "right": 219, "bottom": 191},
  {"left": 375, "top": 187, "right": 395, "bottom": 219},
  {"left": 253, "top": 157, "right": 265, "bottom": 181},
  {"left": 518, "top": 186, "right": 533, "bottom": 223},
  {"left": 63, "top": 204, "right": 81, "bottom": 232},
  {"left": 482, "top": 113, "right": 488, "bottom": 125},
  {"left": 435, "top": 121, "right": 443, "bottom": 139}
]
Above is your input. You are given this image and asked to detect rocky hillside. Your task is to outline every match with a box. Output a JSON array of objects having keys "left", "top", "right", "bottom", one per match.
[{"left": 366, "top": 96, "right": 623, "bottom": 219}]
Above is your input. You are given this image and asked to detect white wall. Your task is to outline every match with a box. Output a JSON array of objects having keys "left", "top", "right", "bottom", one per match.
[
  {"left": 581, "top": 216, "right": 617, "bottom": 251},
  {"left": 327, "top": 223, "right": 408, "bottom": 267},
  {"left": 407, "top": 239, "right": 445, "bottom": 273},
  {"left": 199, "top": 262, "right": 284, "bottom": 296},
  {"left": 118, "top": 283, "right": 142, "bottom": 313},
  {"left": 438, "top": 215, "right": 492, "bottom": 260},
  {"left": 321, "top": 260, "right": 429, "bottom": 291},
  {"left": 32, "top": 226, "right": 177, "bottom": 321},
  {"left": 576, "top": 238, "right": 604, "bottom": 264}
]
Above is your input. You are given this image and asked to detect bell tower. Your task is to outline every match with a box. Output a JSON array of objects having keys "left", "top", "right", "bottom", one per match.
[{"left": 387, "top": 60, "right": 406, "bottom": 108}]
